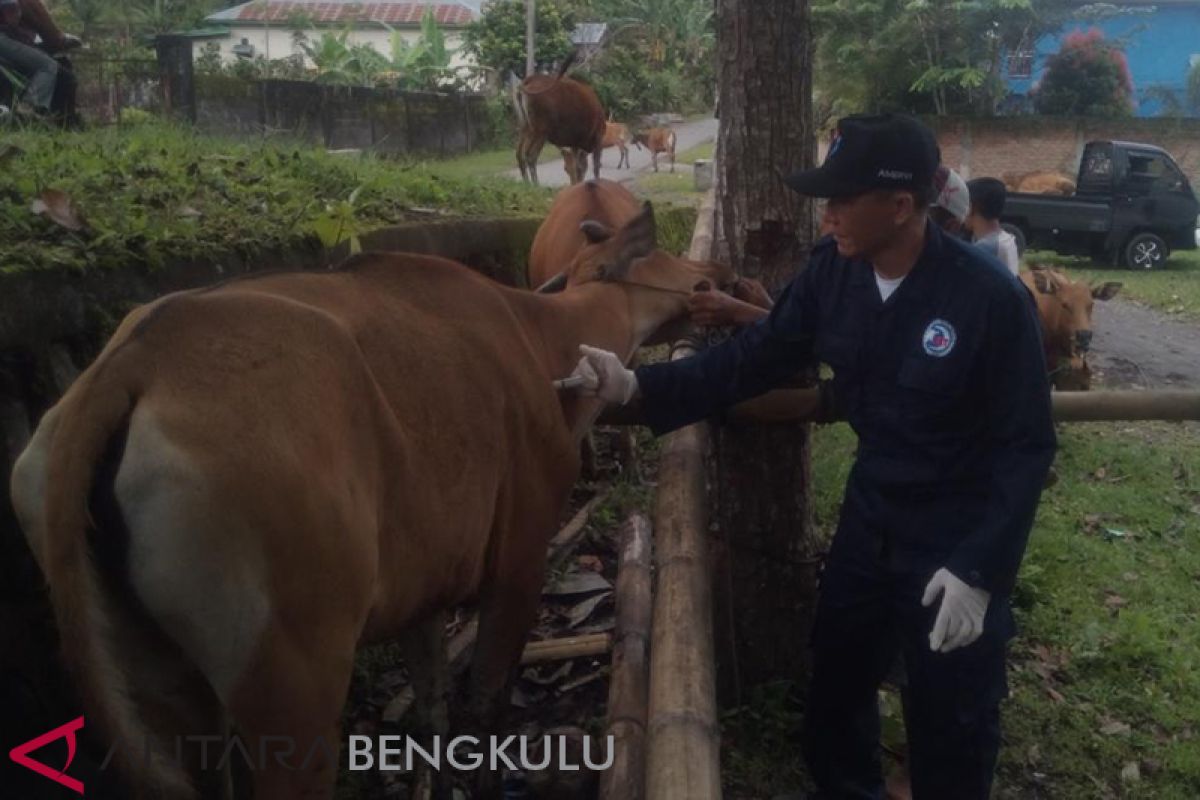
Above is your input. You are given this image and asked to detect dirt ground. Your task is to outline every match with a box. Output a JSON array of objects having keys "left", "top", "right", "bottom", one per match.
[{"left": 1089, "top": 299, "right": 1200, "bottom": 389}]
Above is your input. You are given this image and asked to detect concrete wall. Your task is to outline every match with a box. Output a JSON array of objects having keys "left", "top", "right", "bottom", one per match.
[{"left": 194, "top": 77, "right": 500, "bottom": 155}]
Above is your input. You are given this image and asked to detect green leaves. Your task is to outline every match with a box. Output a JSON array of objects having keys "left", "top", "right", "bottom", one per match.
[
  {"left": 462, "top": 0, "right": 577, "bottom": 80},
  {"left": 0, "top": 126, "right": 550, "bottom": 276},
  {"left": 814, "top": 0, "right": 1071, "bottom": 115}
]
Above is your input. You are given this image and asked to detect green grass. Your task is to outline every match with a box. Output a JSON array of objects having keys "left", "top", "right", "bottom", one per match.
[
  {"left": 0, "top": 123, "right": 552, "bottom": 275},
  {"left": 675, "top": 140, "right": 715, "bottom": 165},
  {"left": 412, "top": 144, "right": 560, "bottom": 182},
  {"left": 1025, "top": 248, "right": 1200, "bottom": 321},
  {"left": 633, "top": 170, "right": 704, "bottom": 209},
  {"left": 722, "top": 419, "right": 1200, "bottom": 799}
]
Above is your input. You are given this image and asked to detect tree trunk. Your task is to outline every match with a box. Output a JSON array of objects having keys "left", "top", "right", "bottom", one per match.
[{"left": 712, "top": 0, "right": 821, "bottom": 702}]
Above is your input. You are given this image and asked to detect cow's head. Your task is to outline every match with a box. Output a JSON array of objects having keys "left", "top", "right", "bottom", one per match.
[
  {"left": 536, "top": 201, "right": 735, "bottom": 341},
  {"left": 1027, "top": 267, "right": 1122, "bottom": 355},
  {"left": 630, "top": 131, "right": 647, "bottom": 150}
]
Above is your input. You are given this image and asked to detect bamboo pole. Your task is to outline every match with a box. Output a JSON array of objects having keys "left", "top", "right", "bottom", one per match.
[
  {"left": 1051, "top": 390, "right": 1200, "bottom": 421},
  {"left": 599, "top": 388, "right": 1200, "bottom": 427},
  {"left": 520, "top": 633, "right": 612, "bottom": 665},
  {"left": 646, "top": 188, "right": 722, "bottom": 800},
  {"left": 599, "top": 514, "right": 653, "bottom": 800}
]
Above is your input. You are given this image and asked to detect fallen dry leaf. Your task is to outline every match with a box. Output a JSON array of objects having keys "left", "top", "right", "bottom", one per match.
[
  {"left": 1100, "top": 719, "right": 1132, "bottom": 737},
  {"left": 566, "top": 592, "right": 610, "bottom": 628},
  {"left": 546, "top": 571, "right": 611, "bottom": 596},
  {"left": 30, "top": 189, "right": 87, "bottom": 232},
  {"left": 1103, "top": 591, "right": 1128, "bottom": 611}
]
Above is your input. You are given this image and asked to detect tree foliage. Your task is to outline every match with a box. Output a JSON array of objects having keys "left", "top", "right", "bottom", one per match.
[
  {"left": 1033, "top": 28, "right": 1134, "bottom": 116},
  {"left": 461, "top": 0, "right": 577, "bottom": 81},
  {"left": 812, "top": 0, "right": 1075, "bottom": 117}
]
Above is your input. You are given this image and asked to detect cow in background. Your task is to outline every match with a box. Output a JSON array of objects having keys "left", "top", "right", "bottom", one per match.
[
  {"left": 562, "top": 122, "right": 632, "bottom": 180},
  {"left": 1003, "top": 170, "right": 1076, "bottom": 195},
  {"left": 632, "top": 127, "right": 677, "bottom": 173},
  {"left": 1020, "top": 265, "right": 1122, "bottom": 390},
  {"left": 513, "top": 53, "right": 606, "bottom": 186},
  {"left": 602, "top": 121, "right": 631, "bottom": 169}
]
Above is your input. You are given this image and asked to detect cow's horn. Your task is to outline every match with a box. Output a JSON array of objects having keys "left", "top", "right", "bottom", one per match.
[{"left": 535, "top": 272, "right": 568, "bottom": 293}]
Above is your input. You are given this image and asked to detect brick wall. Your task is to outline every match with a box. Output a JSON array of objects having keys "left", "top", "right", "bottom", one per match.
[{"left": 934, "top": 117, "right": 1200, "bottom": 185}]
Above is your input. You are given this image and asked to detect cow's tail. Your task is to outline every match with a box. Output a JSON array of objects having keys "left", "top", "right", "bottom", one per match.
[
  {"left": 38, "top": 357, "right": 198, "bottom": 798},
  {"left": 512, "top": 78, "right": 531, "bottom": 132}
]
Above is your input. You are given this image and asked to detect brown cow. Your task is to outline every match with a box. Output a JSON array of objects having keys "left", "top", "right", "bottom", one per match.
[
  {"left": 1003, "top": 170, "right": 1076, "bottom": 195},
  {"left": 1020, "top": 266, "right": 1122, "bottom": 390},
  {"left": 632, "top": 127, "right": 677, "bottom": 173},
  {"left": 529, "top": 178, "right": 642, "bottom": 289},
  {"left": 602, "top": 121, "right": 631, "bottom": 169},
  {"left": 561, "top": 123, "right": 631, "bottom": 181},
  {"left": 514, "top": 55, "right": 606, "bottom": 186},
  {"left": 10, "top": 207, "right": 732, "bottom": 799},
  {"left": 529, "top": 178, "right": 662, "bottom": 479}
]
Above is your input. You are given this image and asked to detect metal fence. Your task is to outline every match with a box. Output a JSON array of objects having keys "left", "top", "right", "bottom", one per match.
[{"left": 70, "top": 52, "right": 159, "bottom": 124}]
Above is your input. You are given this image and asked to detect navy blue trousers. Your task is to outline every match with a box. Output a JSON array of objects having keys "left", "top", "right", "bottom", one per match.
[{"left": 800, "top": 488, "right": 1013, "bottom": 800}]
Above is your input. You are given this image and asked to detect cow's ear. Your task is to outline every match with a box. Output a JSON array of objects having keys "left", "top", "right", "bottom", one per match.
[
  {"left": 1031, "top": 270, "right": 1057, "bottom": 295},
  {"left": 604, "top": 201, "right": 657, "bottom": 281},
  {"left": 580, "top": 220, "right": 614, "bottom": 244},
  {"left": 1092, "top": 281, "right": 1122, "bottom": 301}
]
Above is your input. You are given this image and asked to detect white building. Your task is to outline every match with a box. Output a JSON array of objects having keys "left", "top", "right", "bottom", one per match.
[{"left": 195, "top": 1, "right": 482, "bottom": 73}]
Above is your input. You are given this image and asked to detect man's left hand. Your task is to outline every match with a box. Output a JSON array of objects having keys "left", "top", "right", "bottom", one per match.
[{"left": 921, "top": 568, "right": 990, "bottom": 653}]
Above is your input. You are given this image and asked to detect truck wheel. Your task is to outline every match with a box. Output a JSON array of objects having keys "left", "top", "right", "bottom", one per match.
[
  {"left": 1123, "top": 233, "right": 1169, "bottom": 270},
  {"left": 1001, "top": 223, "right": 1027, "bottom": 257}
]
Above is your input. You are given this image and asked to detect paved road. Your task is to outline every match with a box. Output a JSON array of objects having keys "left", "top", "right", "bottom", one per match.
[
  {"left": 1090, "top": 298, "right": 1200, "bottom": 389},
  {"left": 504, "top": 117, "right": 718, "bottom": 188}
]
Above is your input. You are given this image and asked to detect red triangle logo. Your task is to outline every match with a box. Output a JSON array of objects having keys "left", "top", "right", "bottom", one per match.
[{"left": 9, "top": 716, "right": 85, "bottom": 795}]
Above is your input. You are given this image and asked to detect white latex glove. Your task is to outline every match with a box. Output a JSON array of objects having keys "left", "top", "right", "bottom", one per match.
[
  {"left": 921, "top": 568, "right": 990, "bottom": 653},
  {"left": 572, "top": 344, "right": 638, "bottom": 405}
]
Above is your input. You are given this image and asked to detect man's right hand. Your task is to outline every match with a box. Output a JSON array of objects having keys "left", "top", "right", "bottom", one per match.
[
  {"left": 571, "top": 345, "right": 638, "bottom": 405},
  {"left": 732, "top": 277, "right": 773, "bottom": 310}
]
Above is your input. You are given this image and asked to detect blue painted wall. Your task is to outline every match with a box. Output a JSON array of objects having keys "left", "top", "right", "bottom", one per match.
[{"left": 1005, "top": 4, "right": 1200, "bottom": 117}]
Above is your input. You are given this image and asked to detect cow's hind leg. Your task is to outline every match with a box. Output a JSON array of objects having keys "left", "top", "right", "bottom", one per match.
[
  {"left": 526, "top": 135, "right": 547, "bottom": 186},
  {"left": 229, "top": 624, "right": 359, "bottom": 800},
  {"left": 515, "top": 131, "right": 529, "bottom": 183},
  {"left": 591, "top": 146, "right": 602, "bottom": 181},
  {"left": 465, "top": 488, "right": 563, "bottom": 795},
  {"left": 402, "top": 610, "right": 452, "bottom": 800}
]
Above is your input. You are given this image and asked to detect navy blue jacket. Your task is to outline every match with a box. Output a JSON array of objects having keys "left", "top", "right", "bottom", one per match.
[{"left": 634, "top": 222, "right": 1057, "bottom": 595}]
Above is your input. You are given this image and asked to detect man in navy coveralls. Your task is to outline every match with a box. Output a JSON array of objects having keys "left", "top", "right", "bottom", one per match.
[{"left": 568, "top": 113, "right": 1057, "bottom": 799}]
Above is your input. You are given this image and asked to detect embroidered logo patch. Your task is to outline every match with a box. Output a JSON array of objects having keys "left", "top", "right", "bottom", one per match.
[
  {"left": 922, "top": 319, "right": 956, "bottom": 357},
  {"left": 827, "top": 129, "right": 844, "bottom": 160}
]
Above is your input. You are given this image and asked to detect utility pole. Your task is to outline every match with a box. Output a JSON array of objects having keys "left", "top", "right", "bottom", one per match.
[{"left": 525, "top": 0, "right": 536, "bottom": 76}]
